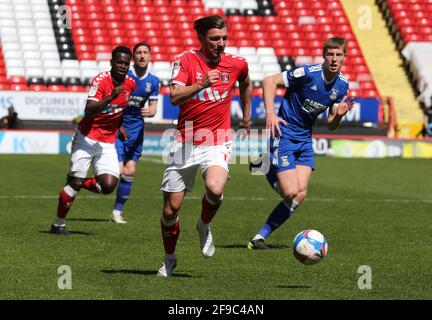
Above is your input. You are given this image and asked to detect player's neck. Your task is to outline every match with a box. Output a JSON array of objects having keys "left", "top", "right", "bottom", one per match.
[
  {"left": 197, "top": 49, "right": 220, "bottom": 65},
  {"left": 322, "top": 67, "right": 338, "bottom": 83},
  {"left": 110, "top": 71, "right": 125, "bottom": 85},
  {"left": 134, "top": 64, "right": 148, "bottom": 78}
]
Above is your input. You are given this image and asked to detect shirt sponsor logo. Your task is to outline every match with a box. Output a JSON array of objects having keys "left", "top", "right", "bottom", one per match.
[{"left": 302, "top": 99, "right": 329, "bottom": 116}]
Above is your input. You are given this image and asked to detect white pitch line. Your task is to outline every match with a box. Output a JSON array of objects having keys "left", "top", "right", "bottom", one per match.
[
  {"left": 140, "top": 158, "right": 165, "bottom": 164},
  {"left": 0, "top": 195, "right": 432, "bottom": 203}
]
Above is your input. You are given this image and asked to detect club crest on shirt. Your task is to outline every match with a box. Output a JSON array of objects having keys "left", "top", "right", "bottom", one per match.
[
  {"left": 195, "top": 72, "right": 202, "bottom": 81},
  {"left": 145, "top": 82, "right": 152, "bottom": 93},
  {"left": 220, "top": 72, "right": 230, "bottom": 83},
  {"left": 330, "top": 89, "right": 339, "bottom": 100}
]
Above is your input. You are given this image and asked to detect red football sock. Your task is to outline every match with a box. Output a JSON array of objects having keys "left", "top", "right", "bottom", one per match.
[
  {"left": 200, "top": 194, "right": 222, "bottom": 224},
  {"left": 161, "top": 219, "right": 180, "bottom": 255},
  {"left": 82, "top": 178, "right": 100, "bottom": 193},
  {"left": 57, "top": 187, "right": 76, "bottom": 219}
]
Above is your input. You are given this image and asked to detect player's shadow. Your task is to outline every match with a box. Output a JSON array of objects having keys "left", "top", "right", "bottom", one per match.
[
  {"left": 101, "top": 269, "right": 193, "bottom": 278},
  {"left": 39, "top": 230, "right": 93, "bottom": 236},
  {"left": 220, "top": 244, "right": 290, "bottom": 250},
  {"left": 68, "top": 218, "right": 109, "bottom": 223},
  {"left": 277, "top": 285, "right": 311, "bottom": 289}
]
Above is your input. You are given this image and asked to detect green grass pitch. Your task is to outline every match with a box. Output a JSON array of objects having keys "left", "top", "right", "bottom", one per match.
[{"left": 0, "top": 154, "right": 431, "bottom": 299}]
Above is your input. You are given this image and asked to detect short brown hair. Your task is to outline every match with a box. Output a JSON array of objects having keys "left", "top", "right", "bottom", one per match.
[
  {"left": 323, "top": 37, "right": 348, "bottom": 55},
  {"left": 133, "top": 42, "right": 151, "bottom": 54},
  {"left": 193, "top": 15, "right": 226, "bottom": 37}
]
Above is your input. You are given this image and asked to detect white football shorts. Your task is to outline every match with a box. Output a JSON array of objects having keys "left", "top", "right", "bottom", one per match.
[
  {"left": 161, "top": 140, "right": 232, "bottom": 193},
  {"left": 69, "top": 130, "right": 120, "bottom": 179}
]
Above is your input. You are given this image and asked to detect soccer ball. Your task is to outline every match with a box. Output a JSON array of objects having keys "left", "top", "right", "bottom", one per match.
[{"left": 293, "top": 229, "right": 328, "bottom": 265}]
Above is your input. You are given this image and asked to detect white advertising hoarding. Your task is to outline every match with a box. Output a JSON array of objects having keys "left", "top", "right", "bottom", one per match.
[
  {"left": 0, "top": 131, "right": 59, "bottom": 154},
  {"left": 0, "top": 91, "right": 87, "bottom": 121}
]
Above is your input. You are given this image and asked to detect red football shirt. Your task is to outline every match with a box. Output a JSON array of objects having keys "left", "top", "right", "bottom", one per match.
[
  {"left": 78, "top": 71, "right": 136, "bottom": 144},
  {"left": 171, "top": 50, "right": 249, "bottom": 145}
]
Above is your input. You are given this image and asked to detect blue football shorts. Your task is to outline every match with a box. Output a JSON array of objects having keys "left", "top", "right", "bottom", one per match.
[
  {"left": 115, "top": 129, "right": 144, "bottom": 163},
  {"left": 268, "top": 135, "right": 315, "bottom": 173}
]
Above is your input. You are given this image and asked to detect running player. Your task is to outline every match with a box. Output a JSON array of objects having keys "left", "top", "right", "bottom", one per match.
[
  {"left": 157, "top": 15, "right": 252, "bottom": 277},
  {"left": 110, "top": 42, "right": 160, "bottom": 224},
  {"left": 248, "top": 38, "right": 355, "bottom": 249},
  {"left": 50, "top": 46, "right": 136, "bottom": 235}
]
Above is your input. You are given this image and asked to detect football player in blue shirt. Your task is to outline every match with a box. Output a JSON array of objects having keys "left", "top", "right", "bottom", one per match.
[
  {"left": 248, "top": 37, "right": 355, "bottom": 249},
  {"left": 110, "top": 42, "right": 160, "bottom": 223}
]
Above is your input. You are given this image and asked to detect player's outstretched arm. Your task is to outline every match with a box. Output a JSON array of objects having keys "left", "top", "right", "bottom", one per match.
[
  {"left": 327, "top": 95, "right": 355, "bottom": 131},
  {"left": 263, "top": 73, "right": 287, "bottom": 138},
  {"left": 85, "top": 85, "right": 124, "bottom": 116},
  {"left": 238, "top": 74, "right": 252, "bottom": 133},
  {"left": 170, "top": 70, "right": 220, "bottom": 106}
]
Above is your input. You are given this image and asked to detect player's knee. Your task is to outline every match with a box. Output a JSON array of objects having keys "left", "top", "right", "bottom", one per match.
[
  {"left": 163, "top": 205, "right": 180, "bottom": 220},
  {"left": 206, "top": 181, "right": 225, "bottom": 199},
  {"left": 280, "top": 188, "right": 299, "bottom": 200},
  {"left": 99, "top": 182, "right": 117, "bottom": 194},
  {"left": 163, "top": 198, "right": 182, "bottom": 218},
  {"left": 66, "top": 175, "right": 84, "bottom": 191}
]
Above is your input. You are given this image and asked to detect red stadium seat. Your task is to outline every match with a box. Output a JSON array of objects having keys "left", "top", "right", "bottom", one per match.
[
  {"left": 85, "top": 5, "right": 103, "bottom": 13},
  {"left": 29, "top": 84, "right": 47, "bottom": 91},
  {"left": 79, "top": 52, "right": 96, "bottom": 60},
  {"left": 76, "top": 44, "right": 93, "bottom": 52},
  {"left": 156, "top": 6, "right": 171, "bottom": 15},
  {"left": 269, "top": 32, "right": 285, "bottom": 40},
  {"left": 10, "top": 83, "right": 29, "bottom": 91},
  {"left": 106, "top": 22, "right": 124, "bottom": 29},
  {"left": 103, "top": 5, "right": 120, "bottom": 14},
  {"left": 190, "top": 7, "right": 206, "bottom": 16},
  {"left": 71, "top": 20, "right": 87, "bottom": 28},
  {"left": 124, "top": 22, "right": 140, "bottom": 30},
  {"left": 66, "top": 85, "right": 86, "bottom": 92},
  {"left": 120, "top": 5, "right": 134, "bottom": 14},
  {"left": 152, "top": 53, "right": 170, "bottom": 62},
  {"left": 47, "top": 85, "right": 66, "bottom": 92},
  {"left": 9, "top": 76, "right": 26, "bottom": 84},
  {"left": 119, "top": 0, "right": 136, "bottom": 5},
  {"left": 100, "top": 0, "right": 117, "bottom": 5},
  {"left": 137, "top": 6, "right": 155, "bottom": 15},
  {"left": 88, "top": 21, "right": 106, "bottom": 29},
  {"left": 254, "top": 39, "right": 270, "bottom": 47},
  {"left": 0, "top": 83, "right": 10, "bottom": 90},
  {"left": 188, "top": 0, "right": 203, "bottom": 7}
]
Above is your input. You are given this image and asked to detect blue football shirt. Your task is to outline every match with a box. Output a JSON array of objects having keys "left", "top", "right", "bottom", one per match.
[
  {"left": 122, "top": 66, "right": 160, "bottom": 134},
  {"left": 278, "top": 64, "right": 349, "bottom": 140}
]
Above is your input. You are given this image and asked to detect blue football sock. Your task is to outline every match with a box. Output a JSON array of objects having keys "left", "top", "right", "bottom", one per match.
[
  {"left": 257, "top": 199, "right": 299, "bottom": 240},
  {"left": 114, "top": 175, "right": 134, "bottom": 212}
]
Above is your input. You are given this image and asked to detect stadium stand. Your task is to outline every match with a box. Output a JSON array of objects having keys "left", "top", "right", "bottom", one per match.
[
  {"left": 0, "top": 0, "right": 378, "bottom": 98},
  {"left": 378, "top": 0, "right": 432, "bottom": 109}
]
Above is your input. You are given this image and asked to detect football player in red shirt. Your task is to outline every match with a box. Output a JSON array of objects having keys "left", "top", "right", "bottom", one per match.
[
  {"left": 50, "top": 46, "right": 136, "bottom": 235},
  {"left": 157, "top": 15, "right": 253, "bottom": 277}
]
